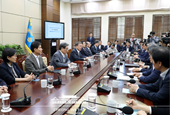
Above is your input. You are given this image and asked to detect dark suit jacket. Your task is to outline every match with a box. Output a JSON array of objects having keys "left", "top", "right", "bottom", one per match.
[
  {"left": 97, "top": 45, "right": 105, "bottom": 52},
  {"left": 91, "top": 45, "right": 100, "bottom": 55},
  {"left": 139, "top": 51, "right": 150, "bottom": 63},
  {"left": 136, "top": 69, "right": 170, "bottom": 105},
  {"left": 69, "top": 48, "right": 86, "bottom": 62},
  {"left": 0, "top": 62, "right": 26, "bottom": 85},
  {"left": 25, "top": 53, "right": 47, "bottom": 74},
  {"left": 115, "top": 44, "right": 121, "bottom": 52},
  {"left": 85, "top": 47, "right": 93, "bottom": 56},
  {"left": 80, "top": 48, "right": 89, "bottom": 57},
  {"left": 152, "top": 107, "right": 170, "bottom": 115},
  {"left": 104, "top": 45, "right": 111, "bottom": 50},
  {"left": 0, "top": 78, "right": 7, "bottom": 86},
  {"left": 50, "top": 50, "right": 70, "bottom": 69},
  {"left": 139, "top": 69, "right": 161, "bottom": 83},
  {"left": 122, "top": 46, "right": 134, "bottom": 54},
  {"left": 87, "top": 37, "right": 95, "bottom": 46},
  {"left": 141, "top": 64, "right": 153, "bottom": 76}
]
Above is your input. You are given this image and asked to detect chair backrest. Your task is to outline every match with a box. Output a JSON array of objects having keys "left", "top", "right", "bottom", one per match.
[
  {"left": 0, "top": 59, "right": 4, "bottom": 65},
  {"left": 67, "top": 49, "right": 72, "bottom": 58},
  {"left": 17, "top": 55, "right": 27, "bottom": 71},
  {"left": 22, "top": 60, "right": 26, "bottom": 72},
  {"left": 40, "top": 53, "right": 49, "bottom": 66}
]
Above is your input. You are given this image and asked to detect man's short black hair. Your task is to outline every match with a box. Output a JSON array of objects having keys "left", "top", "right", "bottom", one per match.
[
  {"left": 158, "top": 40, "right": 162, "bottom": 43},
  {"left": 107, "top": 41, "right": 111, "bottom": 43},
  {"left": 2, "top": 48, "right": 16, "bottom": 62},
  {"left": 89, "top": 32, "right": 93, "bottom": 34},
  {"left": 75, "top": 42, "right": 82, "bottom": 46},
  {"left": 140, "top": 41, "right": 144, "bottom": 43},
  {"left": 126, "top": 40, "right": 131, "bottom": 44},
  {"left": 59, "top": 43, "right": 69, "bottom": 50},
  {"left": 114, "top": 40, "right": 118, "bottom": 42},
  {"left": 95, "top": 40, "right": 99, "bottom": 44},
  {"left": 144, "top": 42, "right": 148, "bottom": 46},
  {"left": 111, "top": 43, "right": 115, "bottom": 47},
  {"left": 150, "top": 31, "right": 155, "bottom": 35},
  {"left": 31, "top": 41, "right": 41, "bottom": 52},
  {"left": 152, "top": 47, "right": 170, "bottom": 68}
]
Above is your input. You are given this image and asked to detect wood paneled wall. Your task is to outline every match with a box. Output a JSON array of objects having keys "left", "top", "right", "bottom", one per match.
[{"left": 41, "top": 0, "right": 60, "bottom": 59}]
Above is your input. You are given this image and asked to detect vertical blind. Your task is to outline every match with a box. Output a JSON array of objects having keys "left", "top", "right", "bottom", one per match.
[
  {"left": 109, "top": 15, "right": 144, "bottom": 45},
  {"left": 72, "top": 17, "right": 101, "bottom": 48},
  {"left": 153, "top": 14, "right": 170, "bottom": 38}
]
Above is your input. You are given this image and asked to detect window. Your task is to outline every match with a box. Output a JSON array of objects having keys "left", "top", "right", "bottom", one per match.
[
  {"left": 72, "top": 17, "right": 101, "bottom": 48},
  {"left": 153, "top": 15, "right": 170, "bottom": 38},
  {"left": 109, "top": 15, "right": 144, "bottom": 45}
]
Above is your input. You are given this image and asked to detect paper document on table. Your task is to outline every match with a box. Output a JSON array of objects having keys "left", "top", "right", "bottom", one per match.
[
  {"left": 125, "top": 64, "right": 139, "bottom": 67},
  {"left": 122, "top": 88, "right": 135, "bottom": 94},
  {"left": 128, "top": 68, "right": 135, "bottom": 71},
  {"left": 127, "top": 73, "right": 133, "bottom": 75},
  {"left": 117, "top": 76, "right": 138, "bottom": 81}
]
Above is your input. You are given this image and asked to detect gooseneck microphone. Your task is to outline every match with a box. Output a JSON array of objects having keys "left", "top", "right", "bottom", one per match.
[
  {"left": 97, "top": 78, "right": 111, "bottom": 93},
  {"left": 10, "top": 73, "right": 39, "bottom": 106},
  {"left": 76, "top": 100, "right": 134, "bottom": 115},
  {"left": 53, "top": 73, "right": 62, "bottom": 85}
]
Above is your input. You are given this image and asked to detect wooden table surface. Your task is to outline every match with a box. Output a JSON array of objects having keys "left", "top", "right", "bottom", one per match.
[{"left": 1, "top": 53, "right": 123, "bottom": 115}]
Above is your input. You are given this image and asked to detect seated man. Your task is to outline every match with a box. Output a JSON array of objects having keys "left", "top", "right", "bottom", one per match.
[
  {"left": 106, "top": 43, "right": 118, "bottom": 54},
  {"left": 91, "top": 40, "right": 100, "bottom": 55},
  {"left": 25, "top": 41, "right": 54, "bottom": 74},
  {"left": 80, "top": 41, "right": 89, "bottom": 57},
  {"left": 133, "top": 46, "right": 161, "bottom": 83},
  {"left": 97, "top": 41, "right": 105, "bottom": 52},
  {"left": 114, "top": 40, "right": 121, "bottom": 52},
  {"left": 70, "top": 42, "right": 89, "bottom": 62},
  {"left": 104, "top": 41, "right": 111, "bottom": 50},
  {"left": 84, "top": 42, "right": 93, "bottom": 56},
  {"left": 50, "top": 43, "right": 70, "bottom": 69},
  {"left": 128, "top": 47, "right": 170, "bottom": 105},
  {"left": 120, "top": 41, "right": 126, "bottom": 51},
  {"left": 122, "top": 40, "right": 133, "bottom": 54}
]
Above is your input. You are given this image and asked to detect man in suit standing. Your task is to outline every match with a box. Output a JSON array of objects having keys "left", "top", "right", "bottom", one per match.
[
  {"left": 97, "top": 41, "right": 105, "bottom": 52},
  {"left": 70, "top": 42, "right": 90, "bottom": 62},
  {"left": 114, "top": 40, "right": 121, "bottom": 52},
  {"left": 25, "top": 41, "right": 54, "bottom": 74},
  {"left": 51, "top": 43, "right": 70, "bottom": 69},
  {"left": 130, "top": 33, "right": 140, "bottom": 51},
  {"left": 85, "top": 42, "right": 93, "bottom": 56},
  {"left": 127, "top": 47, "right": 170, "bottom": 105},
  {"left": 87, "top": 32, "right": 95, "bottom": 46},
  {"left": 91, "top": 40, "right": 100, "bottom": 55},
  {"left": 122, "top": 41, "right": 133, "bottom": 54}
]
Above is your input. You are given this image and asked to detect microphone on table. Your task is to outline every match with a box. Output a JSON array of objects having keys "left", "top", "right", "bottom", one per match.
[
  {"left": 10, "top": 73, "right": 39, "bottom": 106},
  {"left": 73, "top": 67, "right": 81, "bottom": 75},
  {"left": 76, "top": 100, "right": 134, "bottom": 115},
  {"left": 104, "top": 50, "right": 108, "bottom": 58},
  {"left": 53, "top": 73, "right": 62, "bottom": 86},
  {"left": 97, "top": 78, "right": 111, "bottom": 93},
  {"left": 117, "top": 71, "right": 136, "bottom": 84}
]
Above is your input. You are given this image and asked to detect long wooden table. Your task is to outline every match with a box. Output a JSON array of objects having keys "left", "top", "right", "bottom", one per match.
[
  {"left": 2, "top": 53, "right": 123, "bottom": 115},
  {"left": 63, "top": 57, "right": 154, "bottom": 115}
]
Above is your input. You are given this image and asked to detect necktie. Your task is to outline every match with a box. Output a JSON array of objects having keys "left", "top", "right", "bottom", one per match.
[
  {"left": 63, "top": 56, "right": 65, "bottom": 62},
  {"left": 132, "top": 38, "right": 134, "bottom": 48}
]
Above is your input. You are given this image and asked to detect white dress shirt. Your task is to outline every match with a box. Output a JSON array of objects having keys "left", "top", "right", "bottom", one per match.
[
  {"left": 60, "top": 50, "right": 66, "bottom": 62},
  {"left": 7, "top": 63, "right": 18, "bottom": 78},
  {"left": 32, "top": 53, "right": 40, "bottom": 68}
]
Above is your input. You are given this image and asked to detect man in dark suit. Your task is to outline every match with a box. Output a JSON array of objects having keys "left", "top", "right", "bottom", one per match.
[
  {"left": 97, "top": 41, "right": 105, "bottom": 52},
  {"left": 85, "top": 42, "right": 93, "bottom": 56},
  {"left": 91, "top": 40, "right": 100, "bottom": 55},
  {"left": 128, "top": 47, "right": 170, "bottom": 105},
  {"left": 104, "top": 41, "right": 111, "bottom": 50},
  {"left": 51, "top": 43, "right": 70, "bottom": 69},
  {"left": 122, "top": 41, "right": 133, "bottom": 54},
  {"left": 70, "top": 42, "right": 90, "bottom": 62},
  {"left": 80, "top": 41, "right": 89, "bottom": 57},
  {"left": 87, "top": 32, "right": 95, "bottom": 46},
  {"left": 25, "top": 41, "right": 54, "bottom": 74},
  {"left": 114, "top": 40, "right": 121, "bottom": 52}
]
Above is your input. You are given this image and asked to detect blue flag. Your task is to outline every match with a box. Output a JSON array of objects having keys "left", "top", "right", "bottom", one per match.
[{"left": 25, "top": 18, "right": 34, "bottom": 54}]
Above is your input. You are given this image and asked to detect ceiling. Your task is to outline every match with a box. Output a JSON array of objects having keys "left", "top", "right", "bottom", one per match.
[{"left": 61, "top": 0, "right": 111, "bottom": 3}]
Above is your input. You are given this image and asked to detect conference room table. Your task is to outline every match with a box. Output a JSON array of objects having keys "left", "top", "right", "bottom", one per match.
[{"left": 1, "top": 52, "right": 153, "bottom": 115}]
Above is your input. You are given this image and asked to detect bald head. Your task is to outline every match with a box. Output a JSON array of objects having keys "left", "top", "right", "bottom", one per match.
[{"left": 131, "top": 33, "right": 135, "bottom": 38}]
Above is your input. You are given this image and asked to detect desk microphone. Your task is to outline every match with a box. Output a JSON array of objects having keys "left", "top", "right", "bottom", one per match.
[
  {"left": 53, "top": 73, "right": 62, "bottom": 86},
  {"left": 76, "top": 100, "right": 134, "bottom": 115},
  {"left": 73, "top": 67, "right": 81, "bottom": 75},
  {"left": 10, "top": 73, "right": 39, "bottom": 106},
  {"left": 104, "top": 50, "right": 108, "bottom": 58},
  {"left": 97, "top": 78, "right": 111, "bottom": 93}
]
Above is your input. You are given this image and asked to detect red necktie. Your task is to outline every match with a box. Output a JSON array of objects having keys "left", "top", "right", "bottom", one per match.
[{"left": 132, "top": 39, "right": 134, "bottom": 48}]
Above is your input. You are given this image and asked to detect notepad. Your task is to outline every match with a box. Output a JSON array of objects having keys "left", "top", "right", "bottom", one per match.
[
  {"left": 122, "top": 88, "right": 135, "bottom": 94},
  {"left": 125, "top": 64, "right": 139, "bottom": 67},
  {"left": 127, "top": 73, "right": 134, "bottom": 76},
  {"left": 117, "top": 76, "right": 138, "bottom": 81}
]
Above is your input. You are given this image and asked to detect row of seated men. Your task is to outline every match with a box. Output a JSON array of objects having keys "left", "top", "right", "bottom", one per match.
[{"left": 0, "top": 40, "right": 169, "bottom": 115}]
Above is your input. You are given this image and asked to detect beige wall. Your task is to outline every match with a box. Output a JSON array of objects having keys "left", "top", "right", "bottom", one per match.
[{"left": 0, "top": 0, "right": 41, "bottom": 53}]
